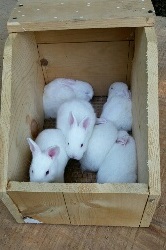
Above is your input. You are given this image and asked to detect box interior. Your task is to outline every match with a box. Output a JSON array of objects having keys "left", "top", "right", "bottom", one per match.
[{"left": 6, "top": 27, "right": 148, "bottom": 185}]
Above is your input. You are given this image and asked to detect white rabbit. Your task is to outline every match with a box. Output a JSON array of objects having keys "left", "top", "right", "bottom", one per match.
[
  {"left": 43, "top": 78, "right": 94, "bottom": 118},
  {"left": 27, "top": 129, "right": 69, "bottom": 183},
  {"left": 97, "top": 131, "right": 137, "bottom": 183},
  {"left": 56, "top": 99, "right": 96, "bottom": 160},
  {"left": 80, "top": 122, "right": 118, "bottom": 172},
  {"left": 97, "top": 82, "right": 132, "bottom": 131},
  {"left": 107, "top": 82, "right": 131, "bottom": 101}
]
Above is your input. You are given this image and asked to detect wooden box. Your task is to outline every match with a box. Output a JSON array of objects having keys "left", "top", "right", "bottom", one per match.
[{"left": 0, "top": 0, "right": 160, "bottom": 227}]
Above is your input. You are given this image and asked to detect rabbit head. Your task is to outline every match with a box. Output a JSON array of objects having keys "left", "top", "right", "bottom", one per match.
[
  {"left": 65, "top": 112, "right": 90, "bottom": 160},
  {"left": 27, "top": 138, "right": 60, "bottom": 182},
  {"left": 72, "top": 81, "right": 94, "bottom": 101},
  {"left": 108, "top": 82, "right": 131, "bottom": 99}
]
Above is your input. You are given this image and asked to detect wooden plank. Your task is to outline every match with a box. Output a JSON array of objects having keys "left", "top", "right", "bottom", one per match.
[
  {"left": 7, "top": 182, "right": 148, "bottom": 226},
  {"left": 7, "top": 181, "right": 149, "bottom": 194},
  {"left": 1, "top": 193, "right": 24, "bottom": 223},
  {"left": 131, "top": 28, "right": 149, "bottom": 185},
  {"left": 7, "top": 0, "right": 155, "bottom": 32},
  {"left": 35, "top": 28, "right": 135, "bottom": 44},
  {"left": 140, "top": 27, "right": 161, "bottom": 227},
  {"left": 0, "top": 32, "right": 45, "bottom": 222},
  {"left": 0, "top": 34, "right": 13, "bottom": 196},
  {"left": 1, "top": 32, "right": 45, "bottom": 184},
  {"left": 131, "top": 27, "right": 160, "bottom": 227},
  {"left": 7, "top": 191, "right": 70, "bottom": 224},
  {"left": 64, "top": 192, "right": 148, "bottom": 226},
  {"left": 38, "top": 41, "right": 133, "bottom": 95}
]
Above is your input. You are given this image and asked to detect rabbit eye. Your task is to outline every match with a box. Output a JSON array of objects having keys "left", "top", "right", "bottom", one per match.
[
  {"left": 111, "top": 87, "right": 113, "bottom": 89},
  {"left": 32, "top": 170, "right": 33, "bottom": 173},
  {"left": 46, "top": 170, "right": 49, "bottom": 176},
  {"left": 81, "top": 143, "right": 83, "bottom": 147},
  {"left": 68, "top": 142, "right": 69, "bottom": 145}
]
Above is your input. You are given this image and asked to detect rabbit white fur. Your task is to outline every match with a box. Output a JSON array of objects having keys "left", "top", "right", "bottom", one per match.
[
  {"left": 97, "top": 131, "right": 137, "bottom": 183},
  {"left": 97, "top": 82, "right": 132, "bottom": 131},
  {"left": 56, "top": 99, "right": 96, "bottom": 160},
  {"left": 27, "top": 129, "right": 69, "bottom": 183},
  {"left": 80, "top": 122, "right": 118, "bottom": 172},
  {"left": 107, "top": 82, "right": 131, "bottom": 101},
  {"left": 43, "top": 78, "right": 94, "bottom": 118}
]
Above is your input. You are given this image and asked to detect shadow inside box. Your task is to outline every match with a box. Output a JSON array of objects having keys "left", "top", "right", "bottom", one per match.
[{"left": 64, "top": 159, "right": 97, "bottom": 183}]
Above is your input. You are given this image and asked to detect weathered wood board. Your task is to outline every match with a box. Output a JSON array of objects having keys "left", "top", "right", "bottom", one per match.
[{"left": 7, "top": 0, "right": 155, "bottom": 32}]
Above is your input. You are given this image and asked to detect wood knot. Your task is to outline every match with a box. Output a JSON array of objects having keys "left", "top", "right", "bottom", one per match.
[{"left": 40, "top": 58, "right": 48, "bottom": 66}]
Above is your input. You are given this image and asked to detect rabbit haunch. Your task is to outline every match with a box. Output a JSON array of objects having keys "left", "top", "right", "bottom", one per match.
[
  {"left": 97, "top": 131, "right": 137, "bottom": 183},
  {"left": 97, "top": 82, "right": 132, "bottom": 131},
  {"left": 56, "top": 99, "right": 96, "bottom": 160},
  {"left": 43, "top": 78, "right": 94, "bottom": 118},
  {"left": 80, "top": 122, "right": 118, "bottom": 172},
  {"left": 27, "top": 129, "right": 69, "bottom": 183}
]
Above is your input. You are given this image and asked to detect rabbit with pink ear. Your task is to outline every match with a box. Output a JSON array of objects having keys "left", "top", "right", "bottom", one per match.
[
  {"left": 56, "top": 99, "right": 96, "bottom": 160},
  {"left": 27, "top": 129, "right": 69, "bottom": 183},
  {"left": 43, "top": 78, "right": 94, "bottom": 118}
]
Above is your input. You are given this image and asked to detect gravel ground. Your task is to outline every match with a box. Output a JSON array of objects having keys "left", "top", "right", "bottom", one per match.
[{"left": 152, "top": 0, "right": 166, "bottom": 17}]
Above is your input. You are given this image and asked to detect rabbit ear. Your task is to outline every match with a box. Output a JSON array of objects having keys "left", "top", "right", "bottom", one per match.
[
  {"left": 68, "top": 112, "right": 77, "bottom": 127},
  {"left": 80, "top": 117, "right": 90, "bottom": 130},
  {"left": 46, "top": 146, "right": 60, "bottom": 159},
  {"left": 27, "top": 138, "right": 41, "bottom": 155}
]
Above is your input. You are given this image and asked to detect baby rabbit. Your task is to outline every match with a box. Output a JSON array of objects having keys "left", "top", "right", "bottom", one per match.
[
  {"left": 27, "top": 129, "right": 69, "bottom": 183},
  {"left": 56, "top": 99, "right": 96, "bottom": 160},
  {"left": 97, "top": 82, "right": 132, "bottom": 131},
  {"left": 80, "top": 122, "right": 118, "bottom": 172},
  {"left": 97, "top": 130, "right": 137, "bottom": 183},
  {"left": 43, "top": 78, "right": 94, "bottom": 118}
]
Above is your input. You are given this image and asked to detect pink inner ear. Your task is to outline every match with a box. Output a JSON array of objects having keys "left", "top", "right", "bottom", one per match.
[
  {"left": 83, "top": 118, "right": 90, "bottom": 130},
  {"left": 48, "top": 147, "right": 59, "bottom": 159}
]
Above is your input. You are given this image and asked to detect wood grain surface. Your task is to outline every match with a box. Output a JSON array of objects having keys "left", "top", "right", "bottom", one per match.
[
  {"left": 7, "top": 0, "right": 155, "bottom": 32},
  {"left": 38, "top": 41, "right": 133, "bottom": 94},
  {"left": 0, "top": 1, "right": 166, "bottom": 249}
]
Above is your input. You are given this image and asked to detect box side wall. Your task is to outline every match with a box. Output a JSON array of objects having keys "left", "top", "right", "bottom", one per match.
[
  {"left": 6, "top": 33, "right": 45, "bottom": 182},
  {"left": 131, "top": 27, "right": 160, "bottom": 227},
  {"left": 140, "top": 27, "right": 161, "bottom": 227},
  {"left": 36, "top": 28, "right": 134, "bottom": 95},
  {"left": 131, "top": 28, "right": 148, "bottom": 184},
  {"left": 7, "top": 182, "right": 149, "bottom": 226},
  {"left": 64, "top": 192, "right": 148, "bottom": 226},
  {"left": 0, "top": 34, "right": 25, "bottom": 223},
  {"left": 0, "top": 34, "right": 13, "bottom": 195},
  {"left": 7, "top": 190, "right": 70, "bottom": 224}
]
